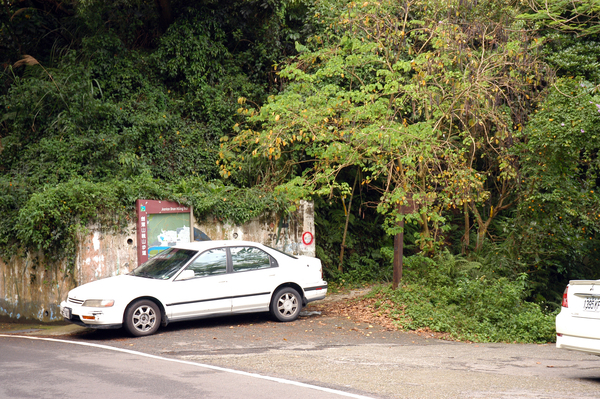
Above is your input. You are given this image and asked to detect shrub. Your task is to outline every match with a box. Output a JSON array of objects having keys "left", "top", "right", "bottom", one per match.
[{"left": 370, "top": 252, "right": 557, "bottom": 343}]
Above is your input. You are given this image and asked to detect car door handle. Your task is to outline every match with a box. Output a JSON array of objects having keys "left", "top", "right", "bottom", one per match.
[{"left": 219, "top": 280, "right": 227, "bottom": 283}]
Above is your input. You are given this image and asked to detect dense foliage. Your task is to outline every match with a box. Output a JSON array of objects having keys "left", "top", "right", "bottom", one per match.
[
  {"left": 365, "top": 252, "right": 557, "bottom": 343},
  {"left": 0, "top": 0, "right": 299, "bottom": 262},
  {"left": 2, "top": 0, "right": 600, "bottom": 341}
]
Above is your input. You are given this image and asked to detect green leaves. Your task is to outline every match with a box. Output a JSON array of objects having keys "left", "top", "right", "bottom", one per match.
[
  {"left": 171, "top": 179, "right": 288, "bottom": 225},
  {"left": 225, "top": 0, "right": 541, "bottom": 252},
  {"left": 0, "top": 1, "right": 301, "bottom": 264},
  {"left": 153, "top": 13, "right": 228, "bottom": 85},
  {"left": 15, "top": 179, "right": 125, "bottom": 261},
  {"left": 378, "top": 253, "right": 557, "bottom": 343},
  {"left": 514, "top": 79, "right": 600, "bottom": 277},
  {"left": 519, "top": 0, "right": 600, "bottom": 36},
  {"left": 3, "top": 174, "right": 283, "bottom": 264}
]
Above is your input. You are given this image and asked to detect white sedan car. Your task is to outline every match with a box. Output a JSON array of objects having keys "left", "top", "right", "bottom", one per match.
[
  {"left": 60, "top": 240, "right": 327, "bottom": 336},
  {"left": 556, "top": 279, "right": 600, "bottom": 355}
]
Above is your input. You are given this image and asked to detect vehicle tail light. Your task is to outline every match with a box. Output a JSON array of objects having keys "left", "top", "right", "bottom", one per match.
[{"left": 562, "top": 286, "right": 569, "bottom": 308}]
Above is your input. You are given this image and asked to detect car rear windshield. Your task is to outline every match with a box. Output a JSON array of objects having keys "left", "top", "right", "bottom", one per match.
[
  {"left": 130, "top": 248, "right": 197, "bottom": 280},
  {"left": 265, "top": 245, "right": 298, "bottom": 259}
]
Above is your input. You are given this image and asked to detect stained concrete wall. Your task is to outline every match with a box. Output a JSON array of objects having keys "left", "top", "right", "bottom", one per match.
[
  {"left": 0, "top": 252, "right": 72, "bottom": 322},
  {"left": 0, "top": 201, "right": 315, "bottom": 322},
  {"left": 196, "top": 200, "right": 315, "bottom": 257}
]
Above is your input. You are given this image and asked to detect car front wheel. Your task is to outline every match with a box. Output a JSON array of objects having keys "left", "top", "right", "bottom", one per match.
[
  {"left": 270, "top": 287, "right": 302, "bottom": 322},
  {"left": 124, "top": 299, "right": 160, "bottom": 337}
]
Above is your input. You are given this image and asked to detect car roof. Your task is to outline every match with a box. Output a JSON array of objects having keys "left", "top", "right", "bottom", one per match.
[{"left": 173, "top": 240, "right": 268, "bottom": 251}]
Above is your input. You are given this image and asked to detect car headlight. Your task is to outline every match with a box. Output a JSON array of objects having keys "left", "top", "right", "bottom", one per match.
[{"left": 82, "top": 299, "right": 115, "bottom": 307}]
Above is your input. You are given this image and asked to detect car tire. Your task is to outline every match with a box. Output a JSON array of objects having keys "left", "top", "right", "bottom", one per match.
[
  {"left": 270, "top": 287, "right": 302, "bottom": 322},
  {"left": 124, "top": 299, "right": 161, "bottom": 337}
]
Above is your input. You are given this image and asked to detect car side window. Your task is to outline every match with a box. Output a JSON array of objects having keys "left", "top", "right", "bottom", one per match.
[
  {"left": 231, "top": 246, "right": 276, "bottom": 272},
  {"left": 187, "top": 248, "right": 227, "bottom": 277}
]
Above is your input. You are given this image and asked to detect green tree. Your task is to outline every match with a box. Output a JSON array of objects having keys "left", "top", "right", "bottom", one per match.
[
  {"left": 519, "top": 0, "right": 600, "bottom": 83},
  {"left": 513, "top": 79, "right": 600, "bottom": 295},
  {"left": 523, "top": 0, "right": 600, "bottom": 37},
  {"left": 0, "top": 0, "right": 311, "bottom": 262},
  {"left": 224, "top": 0, "right": 544, "bottom": 253}
]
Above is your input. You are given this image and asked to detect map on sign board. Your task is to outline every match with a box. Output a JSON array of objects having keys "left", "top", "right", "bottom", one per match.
[{"left": 146, "top": 213, "right": 191, "bottom": 259}]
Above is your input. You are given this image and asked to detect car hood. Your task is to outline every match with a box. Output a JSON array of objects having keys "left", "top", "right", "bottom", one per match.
[{"left": 68, "top": 274, "right": 163, "bottom": 301}]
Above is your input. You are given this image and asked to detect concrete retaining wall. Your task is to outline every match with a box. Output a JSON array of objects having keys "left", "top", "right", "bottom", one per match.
[{"left": 0, "top": 201, "right": 315, "bottom": 322}]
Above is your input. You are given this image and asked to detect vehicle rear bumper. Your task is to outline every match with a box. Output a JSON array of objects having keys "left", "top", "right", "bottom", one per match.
[
  {"left": 556, "top": 308, "right": 600, "bottom": 338},
  {"left": 304, "top": 284, "right": 327, "bottom": 304},
  {"left": 556, "top": 334, "right": 600, "bottom": 356}
]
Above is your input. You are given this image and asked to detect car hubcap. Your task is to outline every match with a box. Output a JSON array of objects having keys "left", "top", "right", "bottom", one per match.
[
  {"left": 277, "top": 293, "right": 298, "bottom": 317},
  {"left": 133, "top": 305, "right": 156, "bottom": 332}
]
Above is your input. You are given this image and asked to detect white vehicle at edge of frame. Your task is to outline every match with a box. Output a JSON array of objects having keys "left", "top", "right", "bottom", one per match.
[
  {"left": 556, "top": 279, "right": 600, "bottom": 355},
  {"left": 59, "top": 240, "right": 327, "bottom": 337}
]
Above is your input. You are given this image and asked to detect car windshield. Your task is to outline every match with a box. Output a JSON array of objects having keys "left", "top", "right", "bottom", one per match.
[{"left": 130, "top": 248, "right": 197, "bottom": 280}]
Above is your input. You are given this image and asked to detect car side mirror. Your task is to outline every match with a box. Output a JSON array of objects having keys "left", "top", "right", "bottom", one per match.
[{"left": 177, "top": 269, "right": 195, "bottom": 281}]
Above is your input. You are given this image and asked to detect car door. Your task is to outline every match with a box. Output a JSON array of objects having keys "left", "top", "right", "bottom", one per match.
[
  {"left": 228, "top": 246, "right": 280, "bottom": 313},
  {"left": 165, "top": 248, "right": 232, "bottom": 320}
]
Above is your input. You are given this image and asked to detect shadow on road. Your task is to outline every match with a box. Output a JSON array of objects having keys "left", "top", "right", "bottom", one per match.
[{"left": 76, "top": 312, "right": 274, "bottom": 341}]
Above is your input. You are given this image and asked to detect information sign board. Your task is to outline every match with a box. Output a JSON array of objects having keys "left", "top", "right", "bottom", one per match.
[{"left": 136, "top": 199, "right": 193, "bottom": 266}]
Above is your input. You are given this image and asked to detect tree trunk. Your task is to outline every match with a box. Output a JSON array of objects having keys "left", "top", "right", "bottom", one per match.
[
  {"left": 462, "top": 202, "right": 470, "bottom": 254},
  {"left": 339, "top": 171, "right": 359, "bottom": 272},
  {"left": 155, "top": 0, "right": 173, "bottom": 32},
  {"left": 475, "top": 218, "right": 491, "bottom": 251},
  {"left": 393, "top": 216, "right": 404, "bottom": 289}
]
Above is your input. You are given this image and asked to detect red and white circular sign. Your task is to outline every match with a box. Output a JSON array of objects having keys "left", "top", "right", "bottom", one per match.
[{"left": 302, "top": 231, "right": 314, "bottom": 246}]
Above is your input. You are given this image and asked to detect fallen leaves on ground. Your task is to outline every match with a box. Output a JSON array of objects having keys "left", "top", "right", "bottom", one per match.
[{"left": 310, "top": 290, "right": 455, "bottom": 341}]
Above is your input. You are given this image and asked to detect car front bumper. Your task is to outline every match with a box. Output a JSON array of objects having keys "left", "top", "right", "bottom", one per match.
[{"left": 60, "top": 300, "right": 123, "bottom": 329}]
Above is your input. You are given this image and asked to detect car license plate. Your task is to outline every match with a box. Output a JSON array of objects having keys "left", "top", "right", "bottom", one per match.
[
  {"left": 61, "top": 307, "right": 72, "bottom": 319},
  {"left": 583, "top": 297, "right": 600, "bottom": 312}
]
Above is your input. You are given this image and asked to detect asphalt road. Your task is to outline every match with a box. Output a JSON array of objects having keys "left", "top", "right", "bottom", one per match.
[
  {"left": 2, "top": 295, "right": 600, "bottom": 399},
  {"left": 0, "top": 335, "right": 370, "bottom": 399}
]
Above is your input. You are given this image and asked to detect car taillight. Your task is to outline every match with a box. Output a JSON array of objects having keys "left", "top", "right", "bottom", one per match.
[{"left": 562, "top": 286, "right": 569, "bottom": 308}]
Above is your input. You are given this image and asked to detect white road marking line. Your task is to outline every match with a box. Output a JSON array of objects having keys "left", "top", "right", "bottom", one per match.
[{"left": 0, "top": 334, "right": 373, "bottom": 399}]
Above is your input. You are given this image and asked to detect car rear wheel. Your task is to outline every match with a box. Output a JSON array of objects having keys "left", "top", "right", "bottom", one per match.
[
  {"left": 124, "top": 299, "right": 160, "bottom": 337},
  {"left": 270, "top": 287, "right": 302, "bottom": 322}
]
